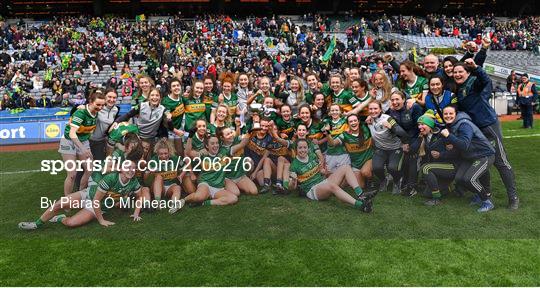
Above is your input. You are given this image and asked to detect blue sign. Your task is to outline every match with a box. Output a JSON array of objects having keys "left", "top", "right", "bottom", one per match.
[
  {"left": 0, "top": 122, "right": 41, "bottom": 145},
  {"left": 0, "top": 120, "right": 68, "bottom": 145}
]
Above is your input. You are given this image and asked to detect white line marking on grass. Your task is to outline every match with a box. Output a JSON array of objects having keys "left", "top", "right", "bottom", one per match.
[
  {"left": 0, "top": 169, "right": 42, "bottom": 175},
  {"left": 504, "top": 134, "right": 540, "bottom": 139}
]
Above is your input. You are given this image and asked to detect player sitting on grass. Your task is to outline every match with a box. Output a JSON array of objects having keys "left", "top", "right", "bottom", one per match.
[
  {"left": 150, "top": 138, "right": 188, "bottom": 214},
  {"left": 184, "top": 133, "right": 250, "bottom": 207},
  {"left": 19, "top": 150, "right": 151, "bottom": 230},
  {"left": 288, "top": 139, "right": 373, "bottom": 213}
]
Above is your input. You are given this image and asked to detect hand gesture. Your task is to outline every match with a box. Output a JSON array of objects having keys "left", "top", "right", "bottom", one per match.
[
  {"left": 99, "top": 219, "right": 115, "bottom": 227},
  {"left": 440, "top": 128, "right": 450, "bottom": 137},
  {"left": 464, "top": 58, "right": 477, "bottom": 69},
  {"left": 130, "top": 214, "right": 142, "bottom": 222}
]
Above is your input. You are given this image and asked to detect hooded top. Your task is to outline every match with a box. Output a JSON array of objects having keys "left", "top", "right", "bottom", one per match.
[
  {"left": 445, "top": 112, "right": 495, "bottom": 160},
  {"left": 455, "top": 67, "right": 497, "bottom": 128}
]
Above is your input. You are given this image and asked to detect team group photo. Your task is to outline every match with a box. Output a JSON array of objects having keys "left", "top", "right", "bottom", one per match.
[{"left": 0, "top": 0, "right": 539, "bottom": 286}]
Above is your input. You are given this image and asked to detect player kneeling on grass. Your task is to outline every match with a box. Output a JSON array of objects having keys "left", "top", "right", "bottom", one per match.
[
  {"left": 288, "top": 139, "right": 373, "bottom": 212},
  {"left": 184, "top": 134, "right": 250, "bottom": 206},
  {"left": 19, "top": 152, "right": 151, "bottom": 230},
  {"left": 150, "top": 138, "right": 189, "bottom": 214}
]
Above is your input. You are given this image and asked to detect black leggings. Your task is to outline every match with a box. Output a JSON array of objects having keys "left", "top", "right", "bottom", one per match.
[
  {"left": 421, "top": 162, "right": 456, "bottom": 192},
  {"left": 402, "top": 153, "right": 419, "bottom": 189},
  {"left": 372, "top": 148, "right": 403, "bottom": 184},
  {"left": 454, "top": 156, "right": 495, "bottom": 201}
]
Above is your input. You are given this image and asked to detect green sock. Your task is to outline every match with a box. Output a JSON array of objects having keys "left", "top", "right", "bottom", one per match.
[
  {"left": 55, "top": 214, "right": 66, "bottom": 223},
  {"left": 432, "top": 190, "right": 442, "bottom": 199},
  {"left": 354, "top": 200, "right": 364, "bottom": 208},
  {"left": 354, "top": 186, "right": 363, "bottom": 196},
  {"left": 203, "top": 200, "right": 212, "bottom": 206},
  {"left": 283, "top": 180, "right": 289, "bottom": 189},
  {"left": 35, "top": 218, "right": 44, "bottom": 227}
]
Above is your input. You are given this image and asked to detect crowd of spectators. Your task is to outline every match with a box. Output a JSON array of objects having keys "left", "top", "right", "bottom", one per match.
[
  {"left": 0, "top": 13, "right": 538, "bottom": 112},
  {"left": 396, "top": 14, "right": 540, "bottom": 52}
]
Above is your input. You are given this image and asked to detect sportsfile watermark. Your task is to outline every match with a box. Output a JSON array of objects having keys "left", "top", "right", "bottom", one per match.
[{"left": 40, "top": 156, "right": 253, "bottom": 175}]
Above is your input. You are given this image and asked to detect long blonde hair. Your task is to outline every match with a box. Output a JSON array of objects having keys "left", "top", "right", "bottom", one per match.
[
  {"left": 153, "top": 138, "right": 176, "bottom": 157},
  {"left": 290, "top": 76, "right": 305, "bottom": 103},
  {"left": 372, "top": 70, "right": 392, "bottom": 103}
]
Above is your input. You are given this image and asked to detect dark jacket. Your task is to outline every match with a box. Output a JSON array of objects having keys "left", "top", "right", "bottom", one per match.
[
  {"left": 387, "top": 103, "right": 423, "bottom": 151},
  {"left": 455, "top": 67, "right": 497, "bottom": 128},
  {"left": 446, "top": 112, "right": 495, "bottom": 160}
]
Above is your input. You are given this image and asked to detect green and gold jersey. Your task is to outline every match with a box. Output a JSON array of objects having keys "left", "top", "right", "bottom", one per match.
[
  {"left": 402, "top": 76, "right": 428, "bottom": 102},
  {"left": 305, "top": 83, "right": 332, "bottom": 105},
  {"left": 219, "top": 136, "right": 246, "bottom": 179},
  {"left": 131, "top": 93, "right": 147, "bottom": 108},
  {"left": 289, "top": 152, "right": 325, "bottom": 193},
  {"left": 275, "top": 117, "right": 295, "bottom": 139},
  {"left": 203, "top": 92, "right": 216, "bottom": 121},
  {"left": 64, "top": 105, "right": 98, "bottom": 141},
  {"left": 323, "top": 117, "right": 348, "bottom": 155},
  {"left": 254, "top": 92, "right": 275, "bottom": 104},
  {"left": 355, "top": 92, "right": 371, "bottom": 119},
  {"left": 213, "top": 93, "right": 238, "bottom": 118},
  {"left": 287, "top": 138, "right": 320, "bottom": 158},
  {"left": 301, "top": 120, "right": 326, "bottom": 152},
  {"left": 338, "top": 125, "right": 373, "bottom": 169},
  {"left": 331, "top": 89, "right": 358, "bottom": 113},
  {"left": 108, "top": 122, "right": 139, "bottom": 144},
  {"left": 183, "top": 96, "right": 207, "bottom": 131},
  {"left": 150, "top": 155, "right": 182, "bottom": 185},
  {"left": 88, "top": 172, "right": 141, "bottom": 205},
  {"left": 198, "top": 152, "right": 229, "bottom": 188},
  {"left": 161, "top": 95, "right": 185, "bottom": 129},
  {"left": 208, "top": 122, "right": 234, "bottom": 136},
  {"left": 189, "top": 132, "right": 206, "bottom": 151}
]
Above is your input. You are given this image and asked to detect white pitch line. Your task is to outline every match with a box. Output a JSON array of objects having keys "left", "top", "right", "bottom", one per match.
[
  {"left": 0, "top": 169, "right": 42, "bottom": 175},
  {"left": 504, "top": 134, "right": 540, "bottom": 139}
]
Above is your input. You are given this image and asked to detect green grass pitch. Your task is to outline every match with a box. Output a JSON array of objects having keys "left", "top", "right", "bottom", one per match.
[{"left": 0, "top": 121, "right": 539, "bottom": 286}]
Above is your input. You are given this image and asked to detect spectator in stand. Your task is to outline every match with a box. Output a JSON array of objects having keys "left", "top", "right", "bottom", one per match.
[{"left": 36, "top": 94, "right": 53, "bottom": 108}]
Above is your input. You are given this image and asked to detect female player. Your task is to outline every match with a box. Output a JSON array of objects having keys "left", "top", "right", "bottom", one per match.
[
  {"left": 453, "top": 59, "right": 518, "bottom": 209},
  {"left": 212, "top": 72, "right": 239, "bottom": 121},
  {"left": 424, "top": 75, "right": 457, "bottom": 125},
  {"left": 322, "top": 104, "right": 350, "bottom": 173},
  {"left": 326, "top": 114, "right": 374, "bottom": 193},
  {"left": 209, "top": 104, "right": 234, "bottom": 136},
  {"left": 184, "top": 134, "right": 249, "bottom": 206},
  {"left": 150, "top": 139, "right": 188, "bottom": 214},
  {"left": 161, "top": 78, "right": 185, "bottom": 155},
  {"left": 131, "top": 75, "right": 154, "bottom": 107},
  {"left": 89, "top": 88, "right": 119, "bottom": 161},
  {"left": 346, "top": 79, "right": 372, "bottom": 119},
  {"left": 19, "top": 153, "right": 151, "bottom": 230},
  {"left": 115, "top": 88, "right": 172, "bottom": 140},
  {"left": 217, "top": 127, "right": 258, "bottom": 195},
  {"left": 288, "top": 139, "right": 372, "bottom": 212},
  {"left": 369, "top": 70, "right": 392, "bottom": 112},
  {"left": 397, "top": 60, "right": 428, "bottom": 107},
  {"left": 387, "top": 91, "right": 422, "bottom": 197},
  {"left": 183, "top": 79, "right": 208, "bottom": 135},
  {"left": 185, "top": 119, "right": 209, "bottom": 158},
  {"left": 329, "top": 74, "right": 359, "bottom": 113},
  {"left": 367, "top": 101, "right": 409, "bottom": 195},
  {"left": 415, "top": 114, "right": 456, "bottom": 206},
  {"left": 439, "top": 105, "right": 496, "bottom": 212},
  {"left": 59, "top": 90, "right": 106, "bottom": 196},
  {"left": 203, "top": 75, "right": 217, "bottom": 121}
]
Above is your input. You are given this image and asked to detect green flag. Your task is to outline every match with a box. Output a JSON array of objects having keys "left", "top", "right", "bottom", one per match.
[
  {"left": 321, "top": 36, "right": 336, "bottom": 63},
  {"left": 265, "top": 37, "right": 274, "bottom": 48}
]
